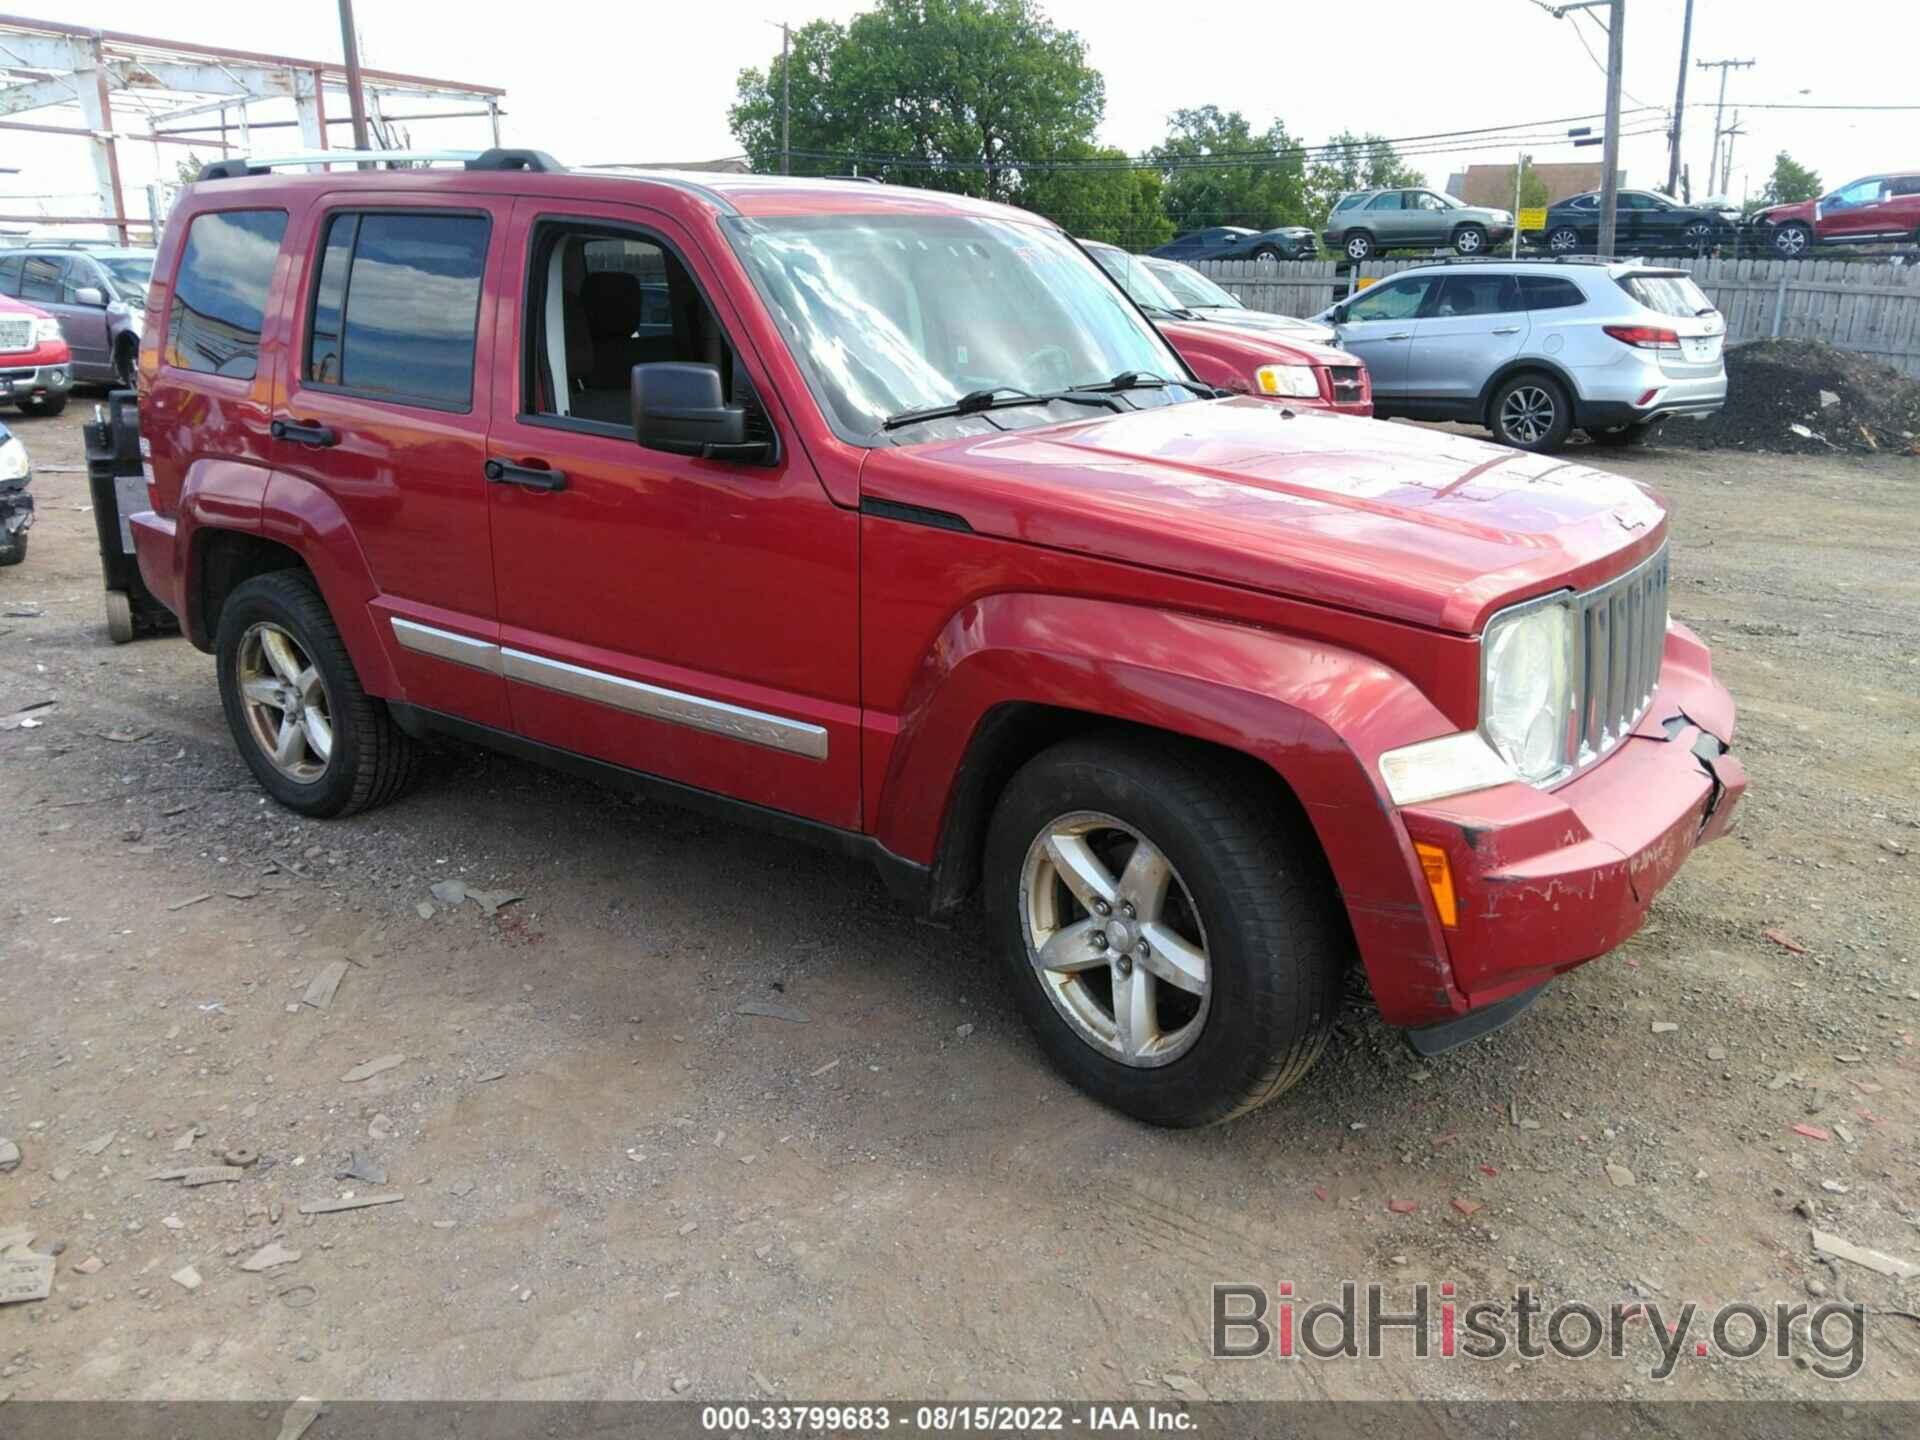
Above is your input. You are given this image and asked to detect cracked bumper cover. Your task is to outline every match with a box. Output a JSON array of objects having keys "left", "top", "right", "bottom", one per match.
[{"left": 1397, "top": 620, "right": 1745, "bottom": 1016}]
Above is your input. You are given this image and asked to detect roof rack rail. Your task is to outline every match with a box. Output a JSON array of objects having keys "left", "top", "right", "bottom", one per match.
[{"left": 198, "top": 148, "right": 562, "bottom": 182}]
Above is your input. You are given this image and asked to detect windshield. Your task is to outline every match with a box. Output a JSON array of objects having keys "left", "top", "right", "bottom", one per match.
[
  {"left": 97, "top": 253, "right": 152, "bottom": 303},
  {"left": 727, "top": 213, "right": 1188, "bottom": 439},
  {"left": 1085, "top": 245, "right": 1188, "bottom": 314},
  {"left": 1144, "top": 259, "right": 1241, "bottom": 309}
]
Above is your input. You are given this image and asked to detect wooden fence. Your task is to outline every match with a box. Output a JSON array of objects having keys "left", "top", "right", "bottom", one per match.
[{"left": 1193, "top": 257, "right": 1920, "bottom": 377}]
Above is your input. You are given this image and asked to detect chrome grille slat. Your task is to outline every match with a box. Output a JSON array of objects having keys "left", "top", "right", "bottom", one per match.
[
  {"left": 1561, "top": 544, "right": 1668, "bottom": 779},
  {"left": 0, "top": 318, "right": 32, "bottom": 353}
]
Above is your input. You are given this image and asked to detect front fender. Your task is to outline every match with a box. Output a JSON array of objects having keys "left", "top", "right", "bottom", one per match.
[{"left": 869, "top": 593, "right": 1466, "bottom": 1026}]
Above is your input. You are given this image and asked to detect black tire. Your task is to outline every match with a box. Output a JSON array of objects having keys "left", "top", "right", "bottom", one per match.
[
  {"left": 983, "top": 735, "right": 1348, "bottom": 1128},
  {"left": 1251, "top": 244, "right": 1282, "bottom": 262},
  {"left": 1589, "top": 421, "right": 1657, "bottom": 448},
  {"left": 17, "top": 393, "right": 66, "bottom": 417},
  {"left": 1489, "top": 372, "right": 1573, "bottom": 452},
  {"left": 1771, "top": 221, "right": 1813, "bottom": 259},
  {"left": 1342, "top": 231, "right": 1375, "bottom": 262},
  {"left": 0, "top": 529, "right": 25, "bottom": 567},
  {"left": 215, "top": 569, "right": 419, "bottom": 818},
  {"left": 1683, "top": 221, "right": 1717, "bottom": 255},
  {"left": 113, "top": 339, "right": 138, "bottom": 392},
  {"left": 1452, "top": 223, "right": 1489, "bottom": 256},
  {"left": 1548, "top": 226, "right": 1583, "bottom": 255}
]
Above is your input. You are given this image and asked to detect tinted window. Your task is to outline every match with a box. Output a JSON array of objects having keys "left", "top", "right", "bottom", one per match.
[
  {"left": 0, "top": 254, "right": 20, "bottom": 296},
  {"left": 1889, "top": 176, "right": 1920, "bottom": 198},
  {"left": 167, "top": 209, "right": 287, "bottom": 380},
  {"left": 1433, "top": 274, "right": 1519, "bottom": 317},
  {"left": 306, "top": 212, "right": 488, "bottom": 407},
  {"left": 1346, "top": 276, "right": 1433, "bottom": 321},
  {"left": 1520, "top": 276, "right": 1587, "bottom": 310},
  {"left": 1365, "top": 193, "right": 1404, "bottom": 212},
  {"left": 61, "top": 258, "right": 105, "bottom": 303},
  {"left": 1334, "top": 194, "right": 1366, "bottom": 212},
  {"left": 20, "top": 256, "right": 63, "bottom": 303}
]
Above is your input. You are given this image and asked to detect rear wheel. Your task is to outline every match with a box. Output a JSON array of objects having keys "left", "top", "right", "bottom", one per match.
[
  {"left": 1683, "top": 220, "right": 1717, "bottom": 255},
  {"left": 113, "top": 339, "right": 137, "bottom": 391},
  {"left": 1548, "top": 226, "right": 1582, "bottom": 255},
  {"left": 1452, "top": 223, "right": 1488, "bottom": 255},
  {"left": 1589, "top": 421, "right": 1657, "bottom": 448},
  {"left": 1343, "top": 231, "right": 1375, "bottom": 262},
  {"left": 1771, "top": 221, "right": 1813, "bottom": 259},
  {"left": 1490, "top": 372, "right": 1573, "bottom": 452},
  {"left": 215, "top": 570, "right": 419, "bottom": 817},
  {"left": 984, "top": 736, "right": 1346, "bottom": 1127},
  {"left": 0, "top": 528, "right": 25, "bottom": 567}
]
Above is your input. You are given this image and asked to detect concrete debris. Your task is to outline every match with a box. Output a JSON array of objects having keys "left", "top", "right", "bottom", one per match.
[
  {"left": 162, "top": 1215, "right": 183, "bottom": 1230},
  {"left": 170, "top": 1264, "right": 202, "bottom": 1292},
  {"left": 1387, "top": 1199, "right": 1418, "bottom": 1215},
  {"left": 1162, "top": 1374, "right": 1204, "bottom": 1398},
  {"left": 339, "top": 1054, "right": 404, "bottom": 1083},
  {"left": 429, "top": 880, "right": 467, "bottom": 907},
  {"left": 338, "top": 1152, "right": 386, "bottom": 1186},
  {"left": 954, "top": 1023, "right": 975, "bottom": 1039},
  {"left": 1791, "top": 1124, "right": 1831, "bottom": 1142},
  {"left": 475, "top": 1070, "right": 507, "bottom": 1084},
  {"left": 79, "top": 1132, "right": 116, "bottom": 1156},
  {"left": 166, "top": 893, "right": 212, "bottom": 912},
  {"left": 222, "top": 1147, "right": 258, "bottom": 1168},
  {"left": 0, "top": 1139, "right": 18, "bottom": 1173},
  {"left": 298, "top": 1192, "right": 405, "bottom": 1215},
  {"left": 467, "top": 889, "right": 522, "bottom": 917},
  {"left": 276, "top": 1399, "right": 323, "bottom": 1440},
  {"left": 1706, "top": 1045, "right": 1728, "bottom": 1061},
  {"left": 1810, "top": 1228, "right": 1919, "bottom": 1281},
  {"left": 416, "top": 903, "right": 435, "bottom": 920},
  {"left": 736, "top": 999, "right": 810, "bottom": 1024},
  {"left": 1764, "top": 928, "right": 1809, "bottom": 956},
  {"left": 1650, "top": 1021, "right": 1679, "bottom": 1034},
  {"left": 1606, "top": 1164, "right": 1636, "bottom": 1189},
  {"left": 367, "top": 1114, "right": 395, "bottom": 1141},
  {"left": 240, "top": 1242, "right": 302, "bottom": 1272},
  {"left": 0, "top": 1254, "right": 55, "bottom": 1305},
  {"left": 301, "top": 960, "right": 350, "bottom": 1011}
]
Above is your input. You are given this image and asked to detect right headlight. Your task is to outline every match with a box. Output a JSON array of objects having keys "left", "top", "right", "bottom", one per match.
[
  {"left": 1480, "top": 599, "right": 1576, "bottom": 784},
  {"left": 32, "top": 317, "right": 62, "bottom": 345},
  {"left": 0, "top": 435, "right": 29, "bottom": 483}
]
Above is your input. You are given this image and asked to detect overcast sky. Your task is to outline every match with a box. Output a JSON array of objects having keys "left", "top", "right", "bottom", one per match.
[{"left": 3, "top": 0, "right": 1912, "bottom": 227}]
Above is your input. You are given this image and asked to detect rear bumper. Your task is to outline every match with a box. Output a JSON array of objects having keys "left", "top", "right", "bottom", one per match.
[
  {"left": 1578, "top": 371, "right": 1727, "bottom": 429},
  {"left": 130, "top": 509, "right": 182, "bottom": 617},
  {"left": 1396, "top": 621, "right": 1744, "bottom": 1017}
]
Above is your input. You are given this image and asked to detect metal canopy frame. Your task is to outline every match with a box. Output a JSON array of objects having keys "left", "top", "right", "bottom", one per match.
[{"left": 0, "top": 11, "right": 504, "bottom": 242}]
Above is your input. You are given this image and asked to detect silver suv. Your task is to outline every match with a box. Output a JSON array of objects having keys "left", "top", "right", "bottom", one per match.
[
  {"left": 1322, "top": 188, "right": 1515, "bottom": 260},
  {"left": 1312, "top": 258, "right": 1727, "bottom": 452}
]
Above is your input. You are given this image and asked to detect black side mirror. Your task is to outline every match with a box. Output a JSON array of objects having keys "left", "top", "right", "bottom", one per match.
[
  {"left": 630, "top": 362, "right": 771, "bottom": 463},
  {"left": 1330, "top": 304, "right": 1349, "bottom": 325}
]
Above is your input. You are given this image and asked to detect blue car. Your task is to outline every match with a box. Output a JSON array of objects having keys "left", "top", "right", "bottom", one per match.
[{"left": 1150, "top": 225, "right": 1317, "bottom": 263}]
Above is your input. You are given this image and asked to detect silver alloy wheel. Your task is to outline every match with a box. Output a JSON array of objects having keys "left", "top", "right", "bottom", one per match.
[
  {"left": 1018, "top": 810, "right": 1211, "bottom": 1068},
  {"left": 1686, "top": 221, "right": 1714, "bottom": 251},
  {"left": 1499, "top": 384, "right": 1556, "bottom": 445},
  {"left": 1549, "top": 227, "right": 1580, "bottom": 253},
  {"left": 1456, "top": 227, "right": 1483, "bottom": 253},
  {"left": 236, "top": 621, "right": 334, "bottom": 783},
  {"left": 1775, "top": 225, "right": 1809, "bottom": 257},
  {"left": 1346, "top": 236, "right": 1370, "bottom": 260}
]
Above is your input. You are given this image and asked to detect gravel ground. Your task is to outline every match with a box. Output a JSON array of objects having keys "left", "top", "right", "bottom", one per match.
[{"left": 0, "top": 404, "right": 1916, "bottom": 1402}]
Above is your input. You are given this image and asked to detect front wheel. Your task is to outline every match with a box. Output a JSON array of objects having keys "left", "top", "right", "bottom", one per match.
[
  {"left": 1771, "top": 222, "right": 1813, "bottom": 259},
  {"left": 984, "top": 736, "right": 1346, "bottom": 1127},
  {"left": 17, "top": 394, "right": 66, "bottom": 417},
  {"left": 1251, "top": 245, "right": 1282, "bottom": 262},
  {"left": 1490, "top": 373, "right": 1573, "bottom": 452},
  {"left": 215, "top": 570, "right": 419, "bottom": 817},
  {"left": 1683, "top": 221, "right": 1717, "bottom": 255},
  {"left": 1343, "top": 231, "right": 1375, "bottom": 262},
  {"left": 1548, "top": 226, "right": 1582, "bottom": 255},
  {"left": 1452, "top": 224, "right": 1488, "bottom": 255}
]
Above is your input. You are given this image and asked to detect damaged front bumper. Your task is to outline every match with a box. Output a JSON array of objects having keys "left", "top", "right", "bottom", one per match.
[
  {"left": 0, "top": 477, "right": 32, "bottom": 555},
  {"left": 1398, "top": 619, "right": 1745, "bottom": 1021}
]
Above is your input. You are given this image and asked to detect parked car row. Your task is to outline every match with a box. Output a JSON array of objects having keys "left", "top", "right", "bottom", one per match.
[
  {"left": 121, "top": 152, "right": 1742, "bottom": 1129},
  {"left": 0, "top": 242, "right": 155, "bottom": 390}
]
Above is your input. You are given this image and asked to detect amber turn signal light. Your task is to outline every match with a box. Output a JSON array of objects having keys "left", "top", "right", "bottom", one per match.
[{"left": 1414, "top": 841, "right": 1458, "bottom": 928}]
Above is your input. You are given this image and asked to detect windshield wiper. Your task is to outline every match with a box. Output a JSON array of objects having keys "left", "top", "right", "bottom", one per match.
[
  {"left": 1073, "top": 370, "right": 1218, "bottom": 400},
  {"left": 881, "top": 386, "right": 1120, "bottom": 432}
]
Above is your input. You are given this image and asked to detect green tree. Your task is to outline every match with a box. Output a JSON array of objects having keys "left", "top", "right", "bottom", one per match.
[
  {"left": 1761, "top": 150, "right": 1822, "bottom": 206},
  {"left": 728, "top": 0, "right": 1104, "bottom": 205},
  {"left": 1150, "top": 106, "right": 1308, "bottom": 234},
  {"left": 1020, "top": 145, "right": 1173, "bottom": 248},
  {"left": 1302, "top": 131, "right": 1426, "bottom": 222}
]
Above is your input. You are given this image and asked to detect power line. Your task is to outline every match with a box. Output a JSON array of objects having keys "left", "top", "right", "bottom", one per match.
[{"left": 1573, "top": 10, "right": 1659, "bottom": 110}]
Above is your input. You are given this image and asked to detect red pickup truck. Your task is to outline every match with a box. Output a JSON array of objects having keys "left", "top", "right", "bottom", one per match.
[
  {"left": 130, "top": 153, "right": 1744, "bottom": 1126},
  {"left": 0, "top": 291, "right": 73, "bottom": 416}
]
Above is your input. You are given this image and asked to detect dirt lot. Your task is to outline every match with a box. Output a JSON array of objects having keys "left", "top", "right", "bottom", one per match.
[{"left": 1, "top": 404, "right": 1916, "bottom": 1403}]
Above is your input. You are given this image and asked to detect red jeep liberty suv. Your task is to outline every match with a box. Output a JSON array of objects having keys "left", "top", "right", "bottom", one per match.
[{"left": 130, "top": 150, "right": 1745, "bottom": 1126}]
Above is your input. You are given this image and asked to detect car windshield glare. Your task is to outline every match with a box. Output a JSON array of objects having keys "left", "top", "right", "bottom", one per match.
[
  {"left": 98, "top": 256, "right": 151, "bottom": 303},
  {"left": 1088, "top": 247, "right": 1188, "bottom": 313},
  {"left": 726, "top": 213, "right": 1186, "bottom": 438},
  {"left": 1146, "top": 260, "right": 1239, "bottom": 309}
]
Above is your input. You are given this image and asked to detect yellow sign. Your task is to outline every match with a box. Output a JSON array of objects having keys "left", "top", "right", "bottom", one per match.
[{"left": 1518, "top": 207, "right": 1548, "bottom": 232}]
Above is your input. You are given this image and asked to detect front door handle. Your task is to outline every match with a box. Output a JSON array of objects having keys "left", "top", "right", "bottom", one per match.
[
  {"left": 484, "top": 458, "right": 568, "bottom": 492},
  {"left": 1384, "top": 332, "right": 1411, "bottom": 341},
  {"left": 1491, "top": 325, "right": 1522, "bottom": 335},
  {"left": 271, "top": 419, "right": 338, "bottom": 448}
]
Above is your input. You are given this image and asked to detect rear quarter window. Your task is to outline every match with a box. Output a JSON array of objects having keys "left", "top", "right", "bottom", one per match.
[
  {"left": 1619, "top": 272, "right": 1713, "bottom": 318},
  {"left": 1520, "top": 276, "right": 1587, "bottom": 310},
  {"left": 166, "top": 209, "right": 289, "bottom": 380}
]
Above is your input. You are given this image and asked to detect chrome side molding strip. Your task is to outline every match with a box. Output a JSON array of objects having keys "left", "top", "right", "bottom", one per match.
[
  {"left": 386, "top": 616, "right": 827, "bottom": 761},
  {"left": 390, "top": 617, "right": 501, "bottom": 673},
  {"left": 501, "top": 648, "right": 829, "bottom": 760}
]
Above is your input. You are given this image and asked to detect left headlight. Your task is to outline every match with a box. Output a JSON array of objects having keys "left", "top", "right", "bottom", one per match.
[
  {"left": 32, "top": 317, "right": 62, "bottom": 345},
  {"left": 0, "top": 435, "right": 29, "bottom": 483},
  {"left": 1255, "top": 363, "right": 1320, "bottom": 399},
  {"left": 1480, "top": 599, "right": 1576, "bottom": 784}
]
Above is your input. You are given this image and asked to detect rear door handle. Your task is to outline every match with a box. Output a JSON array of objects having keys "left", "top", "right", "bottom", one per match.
[
  {"left": 1385, "top": 332, "right": 1411, "bottom": 341},
  {"left": 271, "top": 419, "right": 338, "bottom": 448},
  {"left": 1491, "top": 326, "right": 1522, "bottom": 335},
  {"left": 484, "top": 458, "right": 568, "bottom": 492}
]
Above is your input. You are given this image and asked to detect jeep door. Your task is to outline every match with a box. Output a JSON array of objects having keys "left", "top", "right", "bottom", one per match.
[
  {"left": 1405, "top": 273, "right": 1527, "bottom": 406},
  {"left": 481, "top": 199, "right": 860, "bottom": 830},
  {"left": 274, "top": 192, "right": 514, "bottom": 730},
  {"left": 1333, "top": 274, "right": 1438, "bottom": 393}
]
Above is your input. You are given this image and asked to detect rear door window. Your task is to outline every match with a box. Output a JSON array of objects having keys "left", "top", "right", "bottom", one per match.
[
  {"left": 166, "top": 209, "right": 288, "bottom": 380},
  {"left": 1432, "top": 274, "right": 1520, "bottom": 316},
  {"left": 303, "top": 211, "right": 489, "bottom": 408},
  {"left": 1365, "top": 193, "right": 1404, "bottom": 212},
  {"left": 1619, "top": 272, "right": 1714, "bottom": 318},
  {"left": 19, "top": 256, "right": 64, "bottom": 303}
]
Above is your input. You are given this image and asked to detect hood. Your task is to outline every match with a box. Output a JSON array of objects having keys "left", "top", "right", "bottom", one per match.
[
  {"left": 1191, "top": 307, "right": 1340, "bottom": 344},
  {"left": 1756, "top": 200, "right": 1814, "bottom": 223},
  {"left": 860, "top": 398, "right": 1665, "bottom": 634},
  {"left": 0, "top": 293, "right": 53, "bottom": 320},
  {"left": 1159, "top": 318, "right": 1352, "bottom": 368}
]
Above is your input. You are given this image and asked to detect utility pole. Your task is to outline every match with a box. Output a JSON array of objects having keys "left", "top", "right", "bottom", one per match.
[
  {"left": 1697, "top": 57, "right": 1754, "bottom": 196},
  {"left": 1513, "top": 151, "right": 1530, "bottom": 257},
  {"left": 780, "top": 22, "right": 791, "bottom": 176},
  {"left": 1721, "top": 114, "right": 1745, "bottom": 197},
  {"left": 1535, "top": 0, "right": 1625, "bottom": 259},
  {"left": 1666, "top": 0, "right": 1694, "bottom": 196},
  {"left": 337, "top": 0, "right": 371, "bottom": 153}
]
